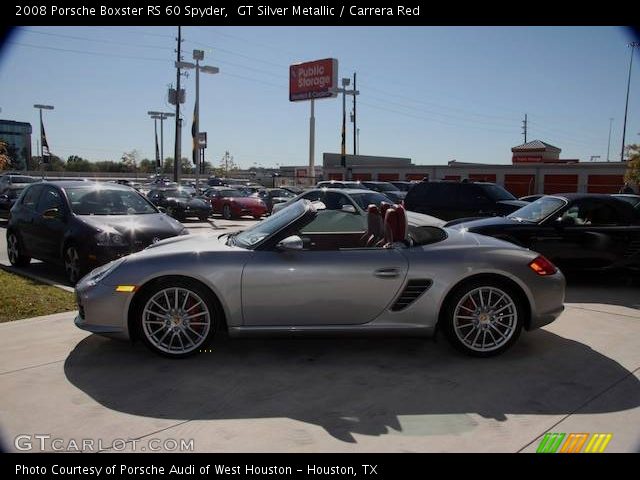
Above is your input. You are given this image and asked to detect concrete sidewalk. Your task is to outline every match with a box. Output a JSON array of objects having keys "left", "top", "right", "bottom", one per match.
[{"left": 0, "top": 295, "right": 638, "bottom": 452}]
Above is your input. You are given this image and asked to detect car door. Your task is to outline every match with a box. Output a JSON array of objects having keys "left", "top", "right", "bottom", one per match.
[
  {"left": 242, "top": 247, "right": 408, "bottom": 326},
  {"left": 13, "top": 184, "right": 44, "bottom": 257},
  {"left": 33, "top": 186, "right": 68, "bottom": 261},
  {"left": 532, "top": 199, "right": 625, "bottom": 269}
]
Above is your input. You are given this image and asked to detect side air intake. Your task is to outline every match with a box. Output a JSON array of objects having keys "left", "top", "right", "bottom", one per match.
[{"left": 391, "top": 279, "right": 433, "bottom": 311}]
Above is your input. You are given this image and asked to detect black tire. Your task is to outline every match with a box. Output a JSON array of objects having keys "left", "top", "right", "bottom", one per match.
[
  {"left": 441, "top": 278, "right": 524, "bottom": 357},
  {"left": 199, "top": 215, "right": 209, "bottom": 222},
  {"left": 253, "top": 215, "right": 262, "bottom": 220},
  {"left": 222, "top": 204, "right": 233, "bottom": 220},
  {"left": 6, "top": 231, "right": 31, "bottom": 267},
  {"left": 63, "top": 243, "right": 87, "bottom": 285},
  {"left": 134, "top": 278, "right": 219, "bottom": 358}
]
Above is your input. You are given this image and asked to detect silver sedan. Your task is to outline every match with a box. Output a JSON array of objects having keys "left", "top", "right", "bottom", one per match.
[{"left": 75, "top": 200, "right": 565, "bottom": 358}]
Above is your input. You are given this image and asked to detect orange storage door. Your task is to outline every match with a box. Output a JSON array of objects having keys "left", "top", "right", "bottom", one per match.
[
  {"left": 505, "top": 174, "right": 536, "bottom": 197},
  {"left": 544, "top": 174, "right": 578, "bottom": 194},
  {"left": 352, "top": 173, "right": 372, "bottom": 181},
  {"left": 405, "top": 173, "right": 425, "bottom": 181},
  {"left": 328, "top": 173, "right": 343, "bottom": 181},
  {"left": 587, "top": 175, "right": 624, "bottom": 194},
  {"left": 378, "top": 173, "right": 400, "bottom": 182}
]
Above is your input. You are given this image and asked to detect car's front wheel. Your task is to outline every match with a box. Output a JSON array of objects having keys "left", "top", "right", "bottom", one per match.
[
  {"left": 6, "top": 231, "right": 31, "bottom": 267},
  {"left": 222, "top": 205, "right": 233, "bottom": 220},
  {"left": 64, "top": 244, "right": 85, "bottom": 285},
  {"left": 136, "top": 279, "right": 218, "bottom": 358},
  {"left": 442, "top": 279, "right": 524, "bottom": 357}
]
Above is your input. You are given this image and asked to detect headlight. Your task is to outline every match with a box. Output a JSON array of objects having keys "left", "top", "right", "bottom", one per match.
[
  {"left": 95, "top": 231, "right": 127, "bottom": 246},
  {"left": 85, "top": 257, "right": 126, "bottom": 285}
]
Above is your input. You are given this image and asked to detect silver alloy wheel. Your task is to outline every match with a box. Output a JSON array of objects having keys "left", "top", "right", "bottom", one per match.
[
  {"left": 142, "top": 287, "right": 211, "bottom": 355},
  {"left": 453, "top": 286, "right": 518, "bottom": 352},
  {"left": 7, "top": 233, "right": 19, "bottom": 264},
  {"left": 223, "top": 205, "right": 232, "bottom": 219},
  {"left": 64, "top": 246, "right": 80, "bottom": 283}
]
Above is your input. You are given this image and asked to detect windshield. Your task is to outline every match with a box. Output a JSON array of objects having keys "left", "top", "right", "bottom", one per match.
[
  {"left": 219, "top": 189, "right": 245, "bottom": 198},
  {"left": 164, "top": 189, "right": 192, "bottom": 199},
  {"left": 481, "top": 184, "right": 516, "bottom": 201},
  {"left": 367, "top": 182, "right": 398, "bottom": 192},
  {"left": 507, "top": 196, "right": 566, "bottom": 223},
  {"left": 10, "top": 176, "right": 38, "bottom": 184},
  {"left": 270, "top": 189, "right": 295, "bottom": 198},
  {"left": 349, "top": 192, "right": 396, "bottom": 210},
  {"left": 7, "top": 188, "right": 24, "bottom": 199},
  {"left": 233, "top": 200, "right": 308, "bottom": 248},
  {"left": 67, "top": 187, "right": 158, "bottom": 215}
]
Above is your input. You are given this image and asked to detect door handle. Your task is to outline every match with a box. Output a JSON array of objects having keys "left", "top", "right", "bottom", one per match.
[{"left": 374, "top": 268, "right": 399, "bottom": 278}]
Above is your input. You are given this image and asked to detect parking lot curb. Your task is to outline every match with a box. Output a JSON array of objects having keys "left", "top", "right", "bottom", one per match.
[{"left": 0, "top": 265, "right": 75, "bottom": 293}]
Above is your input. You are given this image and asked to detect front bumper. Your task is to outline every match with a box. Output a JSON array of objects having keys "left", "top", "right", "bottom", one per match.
[{"left": 74, "top": 279, "right": 131, "bottom": 340}]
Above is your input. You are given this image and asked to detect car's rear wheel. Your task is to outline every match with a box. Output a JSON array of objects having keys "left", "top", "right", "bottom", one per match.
[
  {"left": 442, "top": 279, "right": 524, "bottom": 357},
  {"left": 253, "top": 215, "right": 261, "bottom": 220},
  {"left": 64, "top": 244, "right": 85, "bottom": 285},
  {"left": 198, "top": 215, "right": 209, "bottom": 221},
  {"left": 222, "top": 205, "right": 233, "bottom": 220},
  {"left": 136, "top": 279, "right": 217, "bottom": 358},
  {"left": 6, "top": 231, "right": 31, "bottom": 267}
]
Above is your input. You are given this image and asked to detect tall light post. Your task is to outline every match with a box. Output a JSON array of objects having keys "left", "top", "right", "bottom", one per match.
[
  {"left": 620, "top": 42, "right": 638, "bottom": 162},
  {"left": 177, "top": 49, "right": 219, "bottom": 190},
  {"left": 148, "top": 111, "right": 175, "bottom": 174},
  {"left": 33, "top": 104, "right": 54, "bottom": 176}
]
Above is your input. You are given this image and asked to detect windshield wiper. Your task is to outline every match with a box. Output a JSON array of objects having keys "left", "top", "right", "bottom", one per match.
[{"left": 224, "top": 231, "right": 239, "bottom": 246}]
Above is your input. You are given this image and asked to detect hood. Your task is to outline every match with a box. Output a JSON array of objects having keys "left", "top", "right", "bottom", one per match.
[
  {"left": 77, "top": 213, "right": 184, "bottom": 236},
  {"left": 134, "top": 232, "right": 241, "bottom": 257},
  {"left": 227, "top": 196, "right": 265, "bottom": 207},
  {"left": 447, "top": 215, "right": 519, "bottom": 230},
  {"left": 168, "top": 196, "right": 210, "bottom": 208}
]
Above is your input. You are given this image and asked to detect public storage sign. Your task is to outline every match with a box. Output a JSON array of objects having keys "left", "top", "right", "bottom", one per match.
[{"left": 289, "top": 58, "right": 338, "bottom": 101}]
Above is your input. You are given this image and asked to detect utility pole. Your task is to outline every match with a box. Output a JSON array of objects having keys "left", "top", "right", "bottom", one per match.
[
  {"left": 620, "top": 42, "right": 638, "bottom": 162},
  {"left": 174, "top": 26, "right": 182, "bottom": 182},
  {"left": 333, "top": 78, "right": 359, "bottom": 180},
  {"left": 522, "top": 114, "right": 528, "bottom": 143},
  {"left": 607, "top": 117, "right": 614, "bottom": 162},
  {"left": 352, "top": 72, "right": 357, "bottom": 155}
]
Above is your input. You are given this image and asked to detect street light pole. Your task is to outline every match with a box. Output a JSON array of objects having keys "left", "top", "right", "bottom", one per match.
[
  {"left": 33, "top": 104, "right": 54, "bottom": 178},
  {"left": 148, "top": 111, "right": 175, "bottom": 175},
  {"left": 620, "top": 42, "right": 638, "bottom": 162},
  {"left": 176, "top": 51, "right": 219, "bottom": 191}
]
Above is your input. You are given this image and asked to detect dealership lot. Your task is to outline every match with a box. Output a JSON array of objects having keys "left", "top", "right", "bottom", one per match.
[{"left": 0, "top": 211, "right": 638, "bottom": 452}]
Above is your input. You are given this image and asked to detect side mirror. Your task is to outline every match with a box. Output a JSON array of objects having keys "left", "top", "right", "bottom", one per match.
[
  {"left": 0, "top": 194, "right": 9, "bottom": 201},
  {"left": 276, "top": 235, "right": 304, "bottom": 251},
  {"left": 42, "top": 208, "right": 62, "bottom": 220},
  {"left": 341, "top": 204, "right": 357, "bottom": 214},
  {"left": 556, "top": 216, "right": 576, "bottom": 227}
]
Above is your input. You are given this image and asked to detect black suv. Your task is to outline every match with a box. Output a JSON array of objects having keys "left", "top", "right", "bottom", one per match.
[{"left": 404, "top": 181, "right": 527, "bottom": 221}]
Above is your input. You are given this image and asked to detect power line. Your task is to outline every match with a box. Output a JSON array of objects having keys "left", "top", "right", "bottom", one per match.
[
  {"left": 8, "top": 41, "right": 170, "bottom": 62},
  {"left": 20, "top": 28, "right": 172, "bottom": 50}
]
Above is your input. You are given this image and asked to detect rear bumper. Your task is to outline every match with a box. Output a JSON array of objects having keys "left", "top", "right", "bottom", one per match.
[{"left": 527, "top": 270, "right": 566, "bottom": 330}]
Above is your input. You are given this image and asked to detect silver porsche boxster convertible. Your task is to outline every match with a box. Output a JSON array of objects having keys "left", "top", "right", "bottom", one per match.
[{"left": 74, "top": 200, "right": 565, "bottom": 358}]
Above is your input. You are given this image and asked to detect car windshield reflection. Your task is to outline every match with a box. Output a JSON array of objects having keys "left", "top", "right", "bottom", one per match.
[
  {"left": 67, "top": 187, "right": 158, "bottom": 215},
  {"left": 231, "top": 200, "right": 307, "bottom": 248},
  {"left": 507, "top": 196, "right": 566, "bottom": 223}
]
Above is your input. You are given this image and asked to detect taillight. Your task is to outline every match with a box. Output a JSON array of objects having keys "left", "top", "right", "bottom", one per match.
[{"left": 528, "top": 255, "right": 557, "bottom": 276}]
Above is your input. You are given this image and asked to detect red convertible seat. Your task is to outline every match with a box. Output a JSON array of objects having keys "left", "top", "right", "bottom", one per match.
[
  {"left": 383, "top": 204, "right": 408, "bottom": 246},
  {"left": 361, "top": 204, "right": 384, "bottom": 247}
]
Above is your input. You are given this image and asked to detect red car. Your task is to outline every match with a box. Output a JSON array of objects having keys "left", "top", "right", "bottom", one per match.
[{"left": 203, "top": 187, "right": 267, "bottom": 219}]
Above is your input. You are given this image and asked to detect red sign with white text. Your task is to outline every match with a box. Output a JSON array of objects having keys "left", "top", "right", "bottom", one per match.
[{"left": 289, "top": 58, "right": 338, "bottom": 102}]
